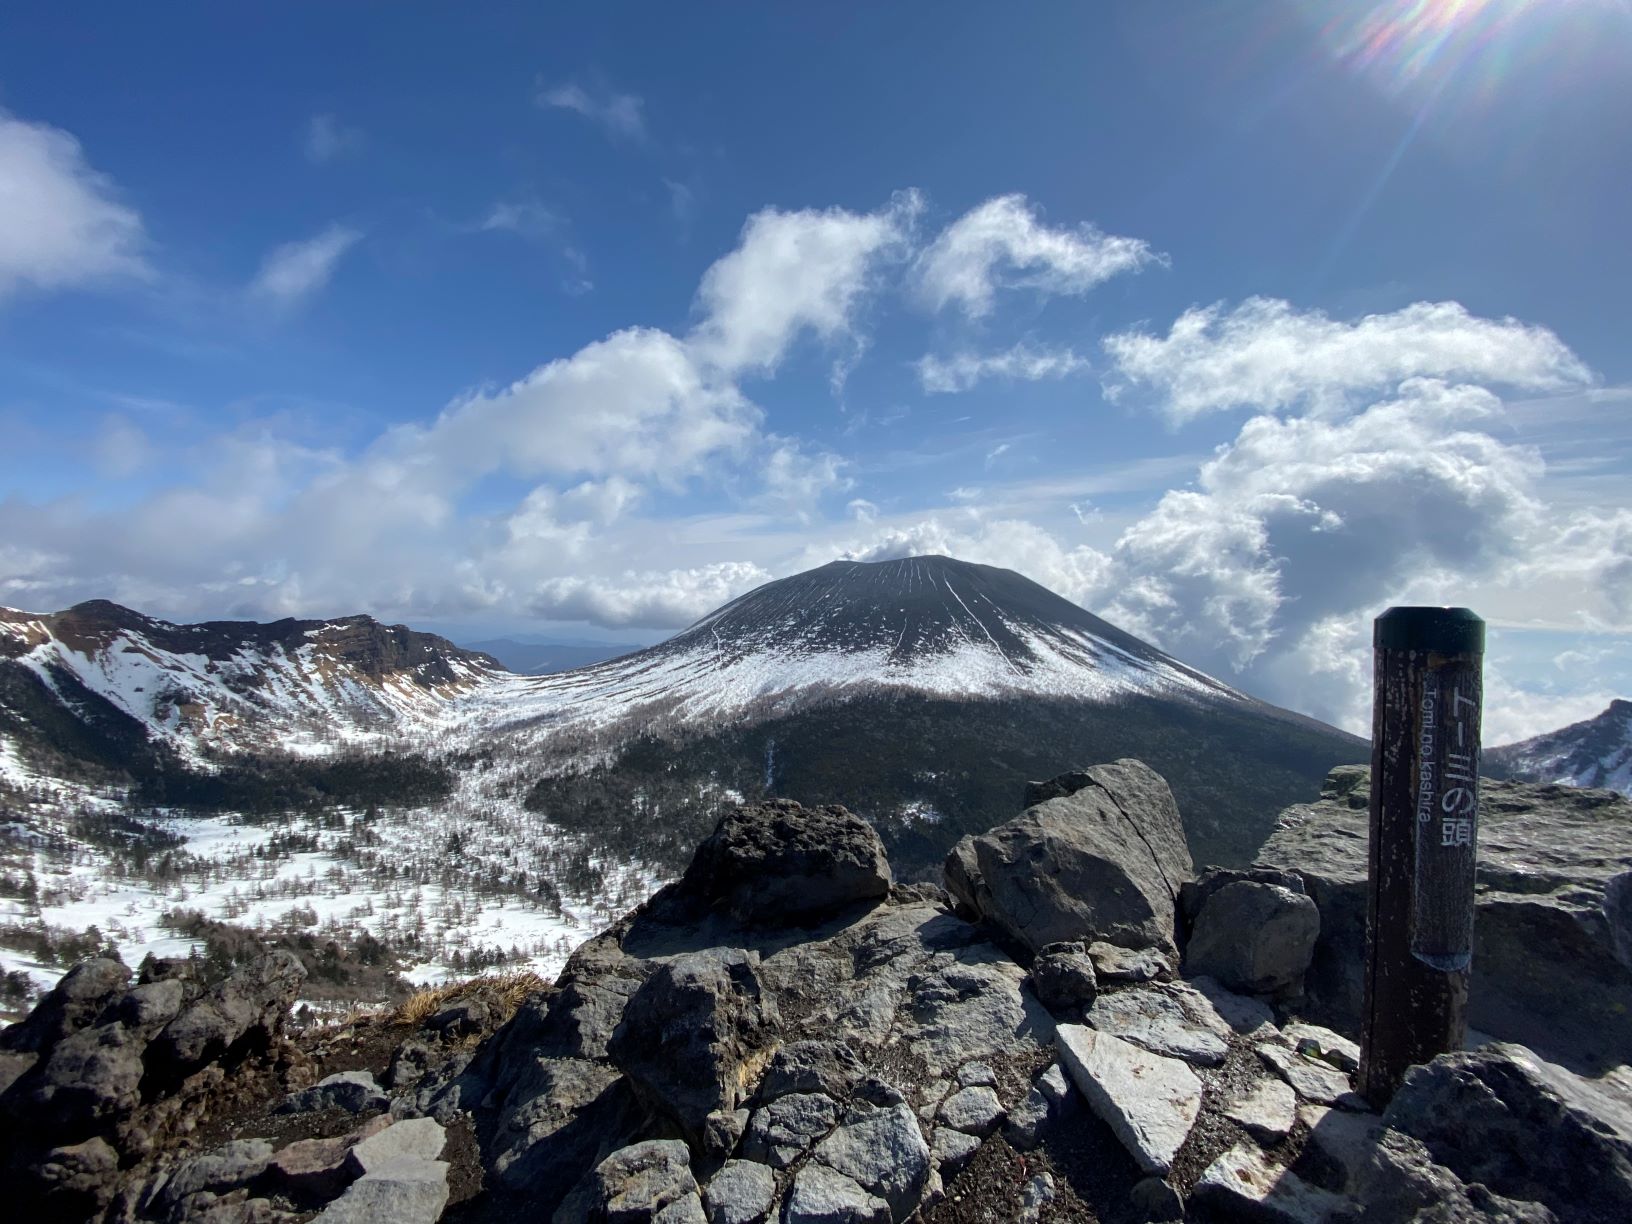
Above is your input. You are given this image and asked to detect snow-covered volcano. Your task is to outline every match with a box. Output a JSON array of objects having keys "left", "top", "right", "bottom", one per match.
[
  {"left": 479, "top": 556, "right": 1238, "bottom": 733},
  {"left": 1488, "top": 699, "right": 1632, "bottom": 796}
]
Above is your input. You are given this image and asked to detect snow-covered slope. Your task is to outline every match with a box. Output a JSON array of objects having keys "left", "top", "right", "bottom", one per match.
[{"left": 1487, "top": 699, "right": 1632, "bottom": 796}]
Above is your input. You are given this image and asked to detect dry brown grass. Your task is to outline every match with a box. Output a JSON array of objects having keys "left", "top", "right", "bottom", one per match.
[{"left": 390, "top": 968, "right": 549, "bottom": 1028}]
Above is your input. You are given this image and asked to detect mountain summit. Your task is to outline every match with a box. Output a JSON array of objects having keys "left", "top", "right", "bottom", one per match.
[{"left": 1487, "top": 699, "right": 1632, "bottom": 796}]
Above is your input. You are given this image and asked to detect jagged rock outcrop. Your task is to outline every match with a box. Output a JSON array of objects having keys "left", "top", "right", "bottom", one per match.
[
  {"left": 1258, "top": 764, "right": 1632, "bottom": 1071},
  {"left": 945, "top": 759, "right": 1194, "bottom": 956}
]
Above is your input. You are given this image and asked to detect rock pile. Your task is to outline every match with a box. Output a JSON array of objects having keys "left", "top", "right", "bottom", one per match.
[{"left": 4, "top": 760, "right": 1630, "bottom": 1223}]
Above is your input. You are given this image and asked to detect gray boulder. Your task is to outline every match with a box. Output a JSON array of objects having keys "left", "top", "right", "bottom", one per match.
[
  {"left": 1258, "top": 766, "right": 1632, "bottom": 1070},
  {"left": 703, "top": 1159, "right": 776, "bottom": 1224},
  {"left": 5, "top": 1019, "right": 146, "bottom": 1140},
  {"left": 155, "top": 1139, "right": 274, "bottom": 1214},
  {"left": 742, "top": 1092, "right": 840, "bottom": 1168},
  {"left": 1184, "top": 874, "right": 1319, "bottom": 997},
  {"left": 147, "top": 950, "right": 306, "bottom": 1084},
  {"left": 755, "top": 1040, "right": 864, "bottom": 1103},
  {"left": 1056, "top": 1024, "right": 1201, "bottom": 1176},
  {"left": 944, "top": 760, "right": 1193, "bottom": 956},
  {"left": 0, "top": 957, "right": 129, "bottom": 1054},
  {"left": 277, "top": 1069, "right": 388, "bottom": 1116},
  {"left": 1193, "top": 1142, "right": 1348, "bottom": 1223},
  {"left": 674, "top": 800, "right": 891, "bottom": 925},
  {"left": 1086, "top": 981, "right": 1232, "bottom": 1067},
  {"left": 608, "top": 949, "right": 777, "bottom": 1148},
  {"left": 936, "top": 1085, "right": 1002, "bottom": 1137},
  {"left": 591, "top": 1140, "right": 704, "bottom": 1223},
  {"left": 783, "top": 1162, "right": 890, "bottom": 1224},
  {"left": 812, "top": 1100, "right": 931, "bottom": 1222},
  {"left": 32, "top": 1136, "right": 120, "bottom": 1218},
  {"left": 1372, "top": 1042, "right": 1632, "bottom": 1224}
]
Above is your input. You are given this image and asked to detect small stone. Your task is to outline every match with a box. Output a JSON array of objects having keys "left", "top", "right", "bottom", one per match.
[
  {"left": 955, "top": 1061, "right": 997, "bottom": 1089},
  {"left": 1017, "top": 1171, "right": 1057, "bottom": 1223},
  {"left": 384, "top": 1040, "right": 432, "bottom": 1090},
  {"left": 1283, "top": 1023, "right": 1361, "bottom": 1073},
  {"left": 1029, "top": 942, "right": 1099, "bottom": 1011},
  {"left": 742, "top": 1092, "right": 840, "bottom": 1168},
  {"left": 783, "top": 1162, "right": 890, "bottom": 1224},
  {"left": 425, "top": 997, "right": 489, "bottom": 1038},
  {"left": 936, "top": 1085, "right": 1003, "bottom": 1137},
  {"left": 1003, "top": 1063, "right": 1074, "bottom": 1151},
  {"left": 756, "top": 1040, "right": 865, "bottom": 1103},
  {"left": 314, "top": 1156, "right": 449, "bottom": 1223},
  {"left": 1222, "top": 1077, "right": 1298, "bottom": 1144},
  {"left": 1087, "top": 941, "right": 1172, "bottom": 983},
  {"left": 1193, "top": 1142, "right": 1348, "bottom": 1223},
  {"left": 1056, "top": 1024, "right": 1201, "bottom": 1176},
  {"left": 703, "top": 1159, "right": 776, "bottom": 1224},
  {"left": 931, "top": 1126, "right": 981, "bottom": 1176},
  {"left": 1256, "top": 1043, "right": 1368, "bottom": 1110},
  {"left": 703, "top": 1107, "right": 751, "bottom": 1158}
]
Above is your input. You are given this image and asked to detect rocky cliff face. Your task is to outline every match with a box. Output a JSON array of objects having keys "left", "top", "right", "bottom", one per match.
[{"left": 2, "top": 760, "right": 1629, "bottom": 1223}]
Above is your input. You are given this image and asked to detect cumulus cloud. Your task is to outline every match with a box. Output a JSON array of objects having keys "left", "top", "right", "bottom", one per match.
[
  {"left": 914, "top": 194, "right": 1161, "bottom": 319},
  {"left": 538, "top": 80, "right": 646, "bottom": 141},
  {"left": 754, "top": 444, "right": 851, "bottom": 521},
  {"left": 249, "top": 224, "right": 362, "bottom": 307},
  {"left": 916, "top": 343, "right": 1090, "bottom": 394},
  {"left": 1103, "top": 298, "right": 1592, "bottom": 422},
  {"left": 529, "top": 562, "right": 771, "bottom": 628},
  {"left": 303, "top": 114, "right": 362, "bottom": 163},
  {"left": 0, "top": 108, "right": 150, "bottom": 299},
  {"left": 689, "top": 193, "right": 920, "bottom": 376}
]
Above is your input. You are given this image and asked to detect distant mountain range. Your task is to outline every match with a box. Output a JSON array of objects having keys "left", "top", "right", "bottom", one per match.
[
  {"left": 459, "top": 638, "right": 642, "bottom": 675},
  {"left": 1486, "top": 699, "right": 1632, "bottom": 796},
  {"left": 0, "top": 557, "right": 1368, "bottom": 871}
]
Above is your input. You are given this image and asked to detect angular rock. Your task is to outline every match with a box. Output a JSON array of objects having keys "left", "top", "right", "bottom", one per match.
[
  {"left": 1087, "top": 941, "right": 1172, "bottom": 984},
  {"left": 703, "top": 1107, "right": 750, "bottom": 1158},
  {"left": 783, "top": 1162, "right": 889, "bottom": 1224},
  {"left": 930, "top": 1125, "right": 981, "bottom": 1176},
  {"left": 1222, "top": 1076, "right": 1298, "bottom": 1144},
  {"left": 946, "top": 761, "right": 1193, "bottom": 956},
  {"left": 277, "top": 1069, "right": 388, "bottom": 1116},
  {"left": 936, "top": 1085, "right": 1002, "bottom": 1137},
  {"left": 703, "top": 1159, "right": 776, "bottom": 1224},
  {"left": 742, "top": 1092, "right": 840, "bottom": 1168},
  {"left": 484, "top": 1055, "right": 642, "bottom": 1208},
  {"left": 1017, "top": 1171, "right": 1057, "bottom": 1224},
  {"left": 1027, "top": 941, "right": 1099, "bottom": 1011},
  {"left": 106, "top": 978, "right": 190, "bottom": 1033},
  {"left": 344, "top": 1117, "right": 446, "bottom": 1177},
  {"left": 1379, "top": 1042, "right": 1632, "bottom": 1224},
  {"left": 157, "top": 1140, "right": 274, "bottom": 1213},
  {"left": 903, "top": 953, "right": 1054, "bottom": 1073},
  {"left": 954, "top": 1061, "right": 997, "bottom": 1089},
  {"left": 675, "top": 800, "right": 891, "bottom": 925},
  {"left": 148, "top": 951, "right": 305, "bottom": 1084},
  {"left": 1128, "top": 1176, "right": 1184, "bottom": 1222},
  {"left": 1283, "top": 1022, "right": 1360, "bottom": 1074},
  {"left": 315, "top": 1155, "right": 449, "bottom": 1223},
  {"left": 1193, "top": 1143, "right": 1349, "bottom": 1223},
  {"left": 592, "top": 1140, "right": 702, "bottom": 1223},
  {"left": 812, "top": 1100, "right": 931, "bottom": 1221},
  {"left": 1259, "top": 766, "right": 1632, "bottom": 1069},
  {"left": 1086, "top": 983, "right": 1230, "bottom": 1067},
  {"left": 1056, "top": 1023, "right": 1201, "bottom": 1176},
  {"left": 1352, "top": 1129, "right": 1557, "bottom": 1223},
  {"left": 385, "top": 1039, "right": 433, "bottom": 1090},
  {"left": 261, "top": 1121, "right": 390, "bottom": 1203},
  {"left": 1256, "top": 1042, "right": 1367, "bottom": 1110},
  {"left": 1185, "top": 878, "right": 1319, "bottom": 997},
  {"left": 0, "top": 958, "right": 128, "bottom": 1054},
  {"left": 755, "top": 1040, "right": 864, "bottom": 1104},
  {"left": 1004, "top": 1062, "right": 1075, "bottom": 1151},
  {"left": 609, "top": 948, "right": 776, "bottom": 1147}
]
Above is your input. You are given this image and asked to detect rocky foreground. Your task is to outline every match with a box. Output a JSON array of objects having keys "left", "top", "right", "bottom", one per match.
[{"left": 2, "top": 760, "right": 1630, "bottom": 1222}]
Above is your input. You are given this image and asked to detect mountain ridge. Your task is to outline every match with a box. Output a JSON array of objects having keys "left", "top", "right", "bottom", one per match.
[{"left": 1487, "top": 698, "right": 1632, "bottom": 795}]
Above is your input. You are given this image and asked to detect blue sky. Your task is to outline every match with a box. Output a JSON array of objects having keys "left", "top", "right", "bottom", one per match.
[{"left": 2, "top": 1, "right": 1630, "bottom": 741}]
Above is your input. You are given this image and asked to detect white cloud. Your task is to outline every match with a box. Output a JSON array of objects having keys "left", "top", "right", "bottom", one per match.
[
  {"left": 538, "top": 81, "right": 646, "bottom": 141},
  {"left": 917, "top": 343, "right": 1090, "bottom": 394},
  {"left": 914, "top": 194, "right": 1161, "bottom": 319},
  {"left": 92, "top": 415, "right": 151, "bottom": 478},
  {"left": 689, "top": 193, "right": 920, "bottom": 376},
  {"left": 0, "top": 108, "right": 150, "bottom": 299},
  {"left": 754, "top": 443, "right": 851, "bottom": 521},
  {"left": 304, "top": 114, "right": 362, "bottom": 164},
  {"left": 249, "top": 224, "right": 362, "bottom": 308},
  {"left": 529, "top": 562, "right": 770, "bottom": 628},
  {"left": 479, "top": 199, "right": 564, "bottom": 241},
  {"left": 1103, "top": 298, "right": 1592, "bottom": 422}
]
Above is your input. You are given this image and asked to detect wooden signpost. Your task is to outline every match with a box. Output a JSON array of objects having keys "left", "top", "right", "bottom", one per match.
[{"left": 1359, "top": 605, "right": 1484, "bottom": 1106}]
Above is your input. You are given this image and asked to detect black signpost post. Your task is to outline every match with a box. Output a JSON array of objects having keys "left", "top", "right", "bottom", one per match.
[{"left": 1359, "top": 605, "right": 1484, "bottom": 1106}]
